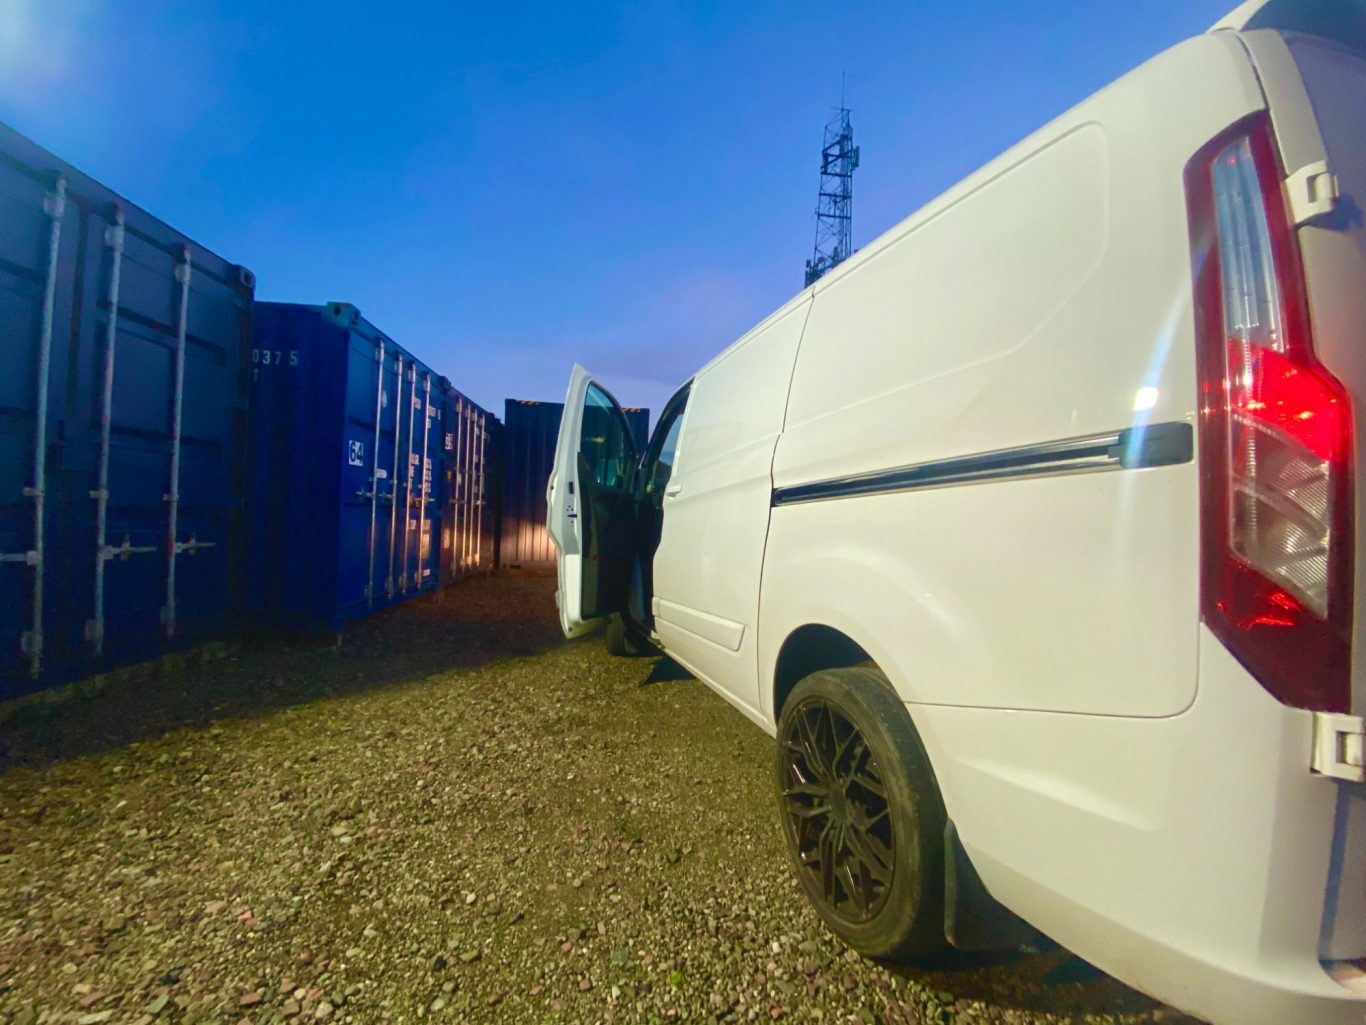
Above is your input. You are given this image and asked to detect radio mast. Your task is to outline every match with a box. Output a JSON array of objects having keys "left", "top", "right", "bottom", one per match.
[{"left": 804, "top": 88, "right": 859, "bottom": 287}]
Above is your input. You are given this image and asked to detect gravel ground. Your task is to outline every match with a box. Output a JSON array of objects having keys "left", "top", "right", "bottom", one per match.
[{"left": 0, "top": 573, "right": 1200, "bottom": 1025}]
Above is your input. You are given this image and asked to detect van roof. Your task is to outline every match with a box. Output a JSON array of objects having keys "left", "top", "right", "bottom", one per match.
[{"left": 1210, "top": 0, "right": 1366, "bottom": 49}]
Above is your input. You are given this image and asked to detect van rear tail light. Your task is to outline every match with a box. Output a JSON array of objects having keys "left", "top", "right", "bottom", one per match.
[{"left": 1187, "top": 115, "right": 1353, "bottom": 713}]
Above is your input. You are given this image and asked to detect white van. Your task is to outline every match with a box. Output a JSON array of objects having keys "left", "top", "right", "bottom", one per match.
[{"left": 546, "top": 3, "right": 1366, "bottom": 1022}]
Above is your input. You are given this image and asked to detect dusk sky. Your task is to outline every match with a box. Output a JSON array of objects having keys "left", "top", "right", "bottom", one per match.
[{"left": 1, "top": 1, "right": 1234, "bottom": 425}]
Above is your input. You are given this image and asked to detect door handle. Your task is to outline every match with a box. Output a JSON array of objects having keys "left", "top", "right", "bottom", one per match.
[{"left": 665, "top": 482, "right": 683, "bottom": 498}]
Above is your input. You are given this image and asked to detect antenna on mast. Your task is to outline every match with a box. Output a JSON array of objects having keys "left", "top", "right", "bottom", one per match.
[{"left": 804, "top": 79, "right": 859, "bottom": 287}]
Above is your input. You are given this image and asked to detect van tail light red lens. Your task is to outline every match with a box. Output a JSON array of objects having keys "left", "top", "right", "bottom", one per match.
[{"left": 1186, "top": 114, "right": 1353, "bottom": 713}]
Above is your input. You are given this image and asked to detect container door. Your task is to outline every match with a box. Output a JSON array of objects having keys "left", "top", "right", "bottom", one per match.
[
  {"left": 437, "top": 386, "right": 456, "bottom": 587},
  {"left": 377, "top": 349, "right": 405, "bottom": 606},
  {"left": 248, "top": 306, "right": 313, "bottom": 626},
  {"left": 336, "top": 332, "right": 383, "bottom": 617},
  {"left": 418, "top": 377, "right": 441, "bottom": 590},
  {"left": 0, "top": 166, "right": 73, "bottom": 690},
  {"left": 546, "top": 365, "right": 639, "bottom": 638},
  {"left": 475, "top": 410, "right": 492, "bottom": 571},
  {"left": 462, "top": 402, "right": 476, "bottom": 574},
  {"left": 451, "top": 394, "right": 467, "bottom": 580}
]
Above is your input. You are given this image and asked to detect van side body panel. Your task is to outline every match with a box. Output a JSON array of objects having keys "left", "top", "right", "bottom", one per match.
[
  {"left": 767, "top": 33, "right": 1263, "bottom": 719},
  {"left": 762, "top": 467, "right": 1198, "bottom": 715},
  {"left": 653, "top": 297, "right": 809, "bottom": 713}
]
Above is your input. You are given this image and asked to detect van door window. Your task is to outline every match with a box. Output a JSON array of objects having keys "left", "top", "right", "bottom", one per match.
[
  {"left": 581, "top": 384, "right": 634, "bottom": 490},
  {"left": 630, "top": 386, "right": 690, "bottom": 626},
  {"left": 645, "top": 412, "right": 685, "bottom": 499}
]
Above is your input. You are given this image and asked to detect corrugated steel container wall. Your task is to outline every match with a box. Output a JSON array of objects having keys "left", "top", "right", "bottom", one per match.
[
  {"left": 248, "top": 302, "right": 490, "bottom": 632},
  {"left": 499, "top": 398, "right": 648, "bottom": 569},
  {"left": 436, "top": 380, "right": 498, "bottom": 586},
  {"left": 0, "top": 122, "right": 254, "bottom": 698},
  {"left": 481, "top": 418, "right": 502, "bottom": 573}
]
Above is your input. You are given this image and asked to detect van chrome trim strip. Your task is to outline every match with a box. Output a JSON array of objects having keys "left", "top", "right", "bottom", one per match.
[{"left": 772, "top": 421, "right": 1193, "bottom": 507}]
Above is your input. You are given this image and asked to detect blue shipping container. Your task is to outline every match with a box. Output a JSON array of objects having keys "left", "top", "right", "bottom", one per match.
[
  {"left": 248, "top": 302, "right": 495, "bottom": 632},
  {"left": 0, "top": 121, "right": 254, "bottom": 697},
  {"left": 499, "top": 398, "right": 647, "bottom": 569}
]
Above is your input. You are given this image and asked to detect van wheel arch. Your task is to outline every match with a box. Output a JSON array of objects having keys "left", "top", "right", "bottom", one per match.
[
  {"left": 771, "top": 625, "right": 1042, "bottom": 955},
  {"left": 772, "top": 623, "right": 877, "bottom": 721}
]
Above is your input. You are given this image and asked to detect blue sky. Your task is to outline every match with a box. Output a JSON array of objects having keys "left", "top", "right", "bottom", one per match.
[{"left": 0, "top": 0, "right": 1234, "bottom": 424}]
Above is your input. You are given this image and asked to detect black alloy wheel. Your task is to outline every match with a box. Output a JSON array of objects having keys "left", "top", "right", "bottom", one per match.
[
  {"left": 776, "top": 666, "right": 946, "bottom": 960},
  {"left": 781, "top": 697, "right": 896, "bottom": 923}
]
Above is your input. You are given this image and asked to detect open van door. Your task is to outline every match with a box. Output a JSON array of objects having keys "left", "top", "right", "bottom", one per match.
[{"left": 546, "top": 366, "right": 641, "bottom": 638}]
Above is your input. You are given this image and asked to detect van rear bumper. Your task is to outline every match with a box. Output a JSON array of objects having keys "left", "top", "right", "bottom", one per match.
[
  {"left": 908, "top": 625, "right": 1366, "bottom": 1025},
  {"left": 964, "top": 848, "right": 1365, "bottom": 1025}
]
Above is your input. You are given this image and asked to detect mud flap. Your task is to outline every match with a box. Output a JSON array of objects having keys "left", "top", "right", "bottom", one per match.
[{"left": 944, "top": 821, "right": 1046, "bottom": 952}]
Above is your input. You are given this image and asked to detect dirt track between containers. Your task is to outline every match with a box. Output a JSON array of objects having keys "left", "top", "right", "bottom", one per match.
[{"left": 0, "top": 574, "right": 1197, "bottom": 1025}]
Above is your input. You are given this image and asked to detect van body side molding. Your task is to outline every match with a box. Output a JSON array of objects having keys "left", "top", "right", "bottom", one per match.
[
  {"left": 655, "top": 598, "right": 746, "bottom": 652},
  {"left": 771, "top": 421, "right": 1193, "bottom": 507}
]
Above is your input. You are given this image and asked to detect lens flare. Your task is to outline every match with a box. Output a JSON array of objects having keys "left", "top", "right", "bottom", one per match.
[{"left": 0, "top": 0, "right": 92, "bottom": 98}]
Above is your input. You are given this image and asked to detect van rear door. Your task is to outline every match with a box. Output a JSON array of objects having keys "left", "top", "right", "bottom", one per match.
[
  {"left": 1237, "top": 20, "right": 1366, "bottom": 967},
  {"left": 546, "top": 365, "right": 640, "bottom": 638},
  {"left": 1242, "top": 25, "right": 1366, "bottom": 717}
]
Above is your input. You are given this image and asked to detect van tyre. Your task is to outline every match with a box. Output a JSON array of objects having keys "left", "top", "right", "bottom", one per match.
[
  {"left": 776, "top": 666, "right": 946, "bottom": 960},
  {"left": 605, "top": 613, "right": 653, "bottom": 657}
]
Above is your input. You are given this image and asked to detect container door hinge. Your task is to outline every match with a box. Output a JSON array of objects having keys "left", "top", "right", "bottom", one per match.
[
  {"left": 1312, "top": 712, "right": 1365, "bottom": 783},
  {"left": 1286, "top": 161, "right": 1339, "bottom": 226}
]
